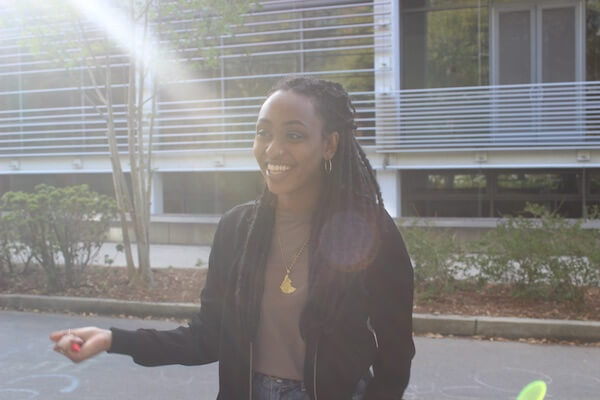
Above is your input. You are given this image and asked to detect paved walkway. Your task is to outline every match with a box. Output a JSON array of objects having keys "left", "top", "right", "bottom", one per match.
[{"left": 92, "top": 242, "right": 211, "bottom": 269}]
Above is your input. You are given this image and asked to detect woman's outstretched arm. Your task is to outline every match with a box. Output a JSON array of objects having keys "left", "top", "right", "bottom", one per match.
[{"left": 50, "top": 211, "right": 236, "bottom": 366}]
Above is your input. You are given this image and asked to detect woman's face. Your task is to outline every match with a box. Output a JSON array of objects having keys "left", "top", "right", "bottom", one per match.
[{"left": 253, "top": 90, "right": 338, "bottom": 204}]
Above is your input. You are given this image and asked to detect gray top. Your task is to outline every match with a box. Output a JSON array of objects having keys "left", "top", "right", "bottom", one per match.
[{"left": 253, "top": 209, "right": 311, "bottom": 380}]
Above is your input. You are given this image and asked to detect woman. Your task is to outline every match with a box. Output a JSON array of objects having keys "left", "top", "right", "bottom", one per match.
[{"left": 51, "top": 77, "right": 415, "bottom": 400}]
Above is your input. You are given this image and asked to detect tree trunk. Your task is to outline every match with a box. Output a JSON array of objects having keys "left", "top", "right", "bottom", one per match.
[
  {"left": 126, "top": 0, "right": 153, "bottom": 285},
  {"left": 104, "top": 49, "right": 137, "bottom": 281}
]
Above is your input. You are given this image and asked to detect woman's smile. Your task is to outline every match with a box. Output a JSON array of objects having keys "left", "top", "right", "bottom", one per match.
[{"left": 266, "top": 162, "right": 293, "bottom": 176}]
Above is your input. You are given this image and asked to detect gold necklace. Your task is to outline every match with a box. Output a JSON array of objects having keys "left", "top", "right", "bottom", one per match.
[{"left": 277, "top": 233, "right": 309, "bottom": 294}]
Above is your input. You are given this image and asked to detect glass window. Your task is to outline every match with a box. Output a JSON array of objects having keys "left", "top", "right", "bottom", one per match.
[
  {"left": 587, "top": 0, "right": 600, "bottom": 81},
  {"left": 425, "top": 173, "right": 486, "bottom": 192},
  {"left": 542, "top": 7, "right": 575, "bottom": 82},
  {"left": 401, "top": 1, "right": 489, "bottom": 89},
  {"left": 163, "top": 171, "right": 263, "bottom": 214},
  {"left": 303, "top": 5, "right": 374, "bottom": 92},
  {"left": 498, "top": 10, "right": 531, "bottom": 84},
  {"left": 402, "top": 0, "right": 483, "bottom": 11},
  {"left": 496, "top": 172, "right": 578, "bottom": 194},
  {"left": 403, "top": 171, "right": 489, "bottom": 217},
  {"left": 590, "top": 170, "right": 600, "bottom": 195},
  {"left": 223, "top": 10, "right": 301, "bottom": 98},
  {"left": 402, "top": 170, "right": 587, "bottom": 218}
]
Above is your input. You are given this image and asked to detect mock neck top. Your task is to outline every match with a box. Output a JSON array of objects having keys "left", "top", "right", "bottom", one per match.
[{"left": 253, "top": 208, "right": 311, "bottom": 380}]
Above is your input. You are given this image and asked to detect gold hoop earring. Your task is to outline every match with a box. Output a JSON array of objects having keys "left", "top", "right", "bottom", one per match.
[{"left": 324, "top": 158, "right": 332, "bottom": 174}]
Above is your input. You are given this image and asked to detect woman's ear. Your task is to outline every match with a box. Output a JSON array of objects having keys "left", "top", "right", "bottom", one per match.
[{"left": 324, "top": 131, "right": 339, "bottom": 160}]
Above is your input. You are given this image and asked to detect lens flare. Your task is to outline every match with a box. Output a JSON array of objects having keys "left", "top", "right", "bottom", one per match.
[{"left": 517, "top": 380, "right": 547, "bottom": 400}]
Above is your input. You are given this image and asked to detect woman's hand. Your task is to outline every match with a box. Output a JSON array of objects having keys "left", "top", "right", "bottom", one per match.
[{"left": 50, "top": 327, "right": 112, "bottom": 363}]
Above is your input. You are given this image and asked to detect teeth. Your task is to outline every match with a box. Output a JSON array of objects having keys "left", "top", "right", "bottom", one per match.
[{"left": 267, "top": 163, "right": 291, "bottom": 173}]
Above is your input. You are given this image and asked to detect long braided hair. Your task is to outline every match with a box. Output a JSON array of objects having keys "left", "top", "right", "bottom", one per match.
[{"left": 236, "top": 76, "right": 385, "bottom": 337}]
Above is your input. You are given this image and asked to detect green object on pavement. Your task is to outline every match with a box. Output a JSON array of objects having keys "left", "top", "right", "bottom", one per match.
[{"left": 517, "top": 380, "right": 547, "bottom": 400}]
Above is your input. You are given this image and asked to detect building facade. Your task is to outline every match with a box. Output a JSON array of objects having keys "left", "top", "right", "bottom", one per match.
[{"left": 1, "top": 0, "right": 599, "bottom": 222}]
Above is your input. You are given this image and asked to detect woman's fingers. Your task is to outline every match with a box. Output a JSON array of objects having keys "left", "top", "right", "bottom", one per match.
[
  {"left": 72, "top": 331, "right": 111, "bottom": 361},
  {"left": 50, "top": 327, "right": 102, "bottom": 342},
  {"left": 50, "top": 327, "right": 112, "bottom": 363},
  {"left": 49, "top": 329, "right": 69, "bottom": 342}
]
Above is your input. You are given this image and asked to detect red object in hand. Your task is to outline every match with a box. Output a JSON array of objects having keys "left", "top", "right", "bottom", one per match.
[{"left": 71, "top": 342, "right": 81, "bottom": 352}]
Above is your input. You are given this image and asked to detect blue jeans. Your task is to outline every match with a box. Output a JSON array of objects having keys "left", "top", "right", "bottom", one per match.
[{"left": 252, "top": 372, "right": 367, "bottom": 400}]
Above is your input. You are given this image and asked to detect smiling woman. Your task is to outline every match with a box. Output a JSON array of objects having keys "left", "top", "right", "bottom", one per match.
[{"left": 50, "top": 77, "right": 415, "bottom": 400}]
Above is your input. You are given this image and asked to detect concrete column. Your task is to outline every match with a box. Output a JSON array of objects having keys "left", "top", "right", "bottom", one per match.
[
  {"left": 373, "top": 1, "right": 401, "bottom": 156},
  {"left": 377, "top": 169, "right": 400, "bottom": 218},
  {"left": 151, "top": 172, "right": 164, "bottom": 215}
]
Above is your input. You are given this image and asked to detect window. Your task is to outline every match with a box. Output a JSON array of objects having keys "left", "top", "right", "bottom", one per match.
[
  {"left": 491, "top": 0, "right": 583, "bottom": 85},
  {"left": 402, "top": 169, "right": 588, "bottom": 218},
  {"left": 403, "top": 171, "right": 489, "bottom": 217},
  {"left": 401, "top": 0, "right": 489, "bottom": 89},
  {"left": 163, "top": 171, "right": 263, "bottom": 214},
  {"left": 588, "top": 1, "right": 600, "bottom": 80}
]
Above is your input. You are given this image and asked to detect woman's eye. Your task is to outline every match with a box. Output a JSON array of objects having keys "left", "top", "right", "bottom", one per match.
[
  {"left": 287, "top": 132, "right": 304, "bottom": 141},
  {"left": 256, "top": 129, "right": 269, "bottom": 138}
]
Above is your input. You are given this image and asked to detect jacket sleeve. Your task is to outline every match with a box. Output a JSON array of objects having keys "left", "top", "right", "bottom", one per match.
[
  {"left": 107, "top": 215, "right": 231, "bottom": 366},
  {"left": 364, "top": 212, "right": 415, "bottom": 399}
]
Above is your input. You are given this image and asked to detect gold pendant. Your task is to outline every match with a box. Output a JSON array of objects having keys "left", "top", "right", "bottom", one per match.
[{"left": 280, "top": 272, "right": 296, "bottom": 294}]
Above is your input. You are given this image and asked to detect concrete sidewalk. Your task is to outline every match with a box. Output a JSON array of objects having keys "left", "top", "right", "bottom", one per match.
[{"left": 91, "top": 242, "right": 211, "bottom": 269}]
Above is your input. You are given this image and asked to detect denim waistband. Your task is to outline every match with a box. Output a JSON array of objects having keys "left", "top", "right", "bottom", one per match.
[
  {"left": 252, "top": 371, "right": 368, "bottom": 400},
  {"left": 253, "top": 372, "right": 306, "bottom": 390}
]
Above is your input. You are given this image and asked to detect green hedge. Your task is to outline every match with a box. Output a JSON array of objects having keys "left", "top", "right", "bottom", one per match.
[
  {"left": 0, "top": 184, "right": 117, "bottom": 291},
  {"left": 400, "top": 204, "right": 600, "bottom": 304}
]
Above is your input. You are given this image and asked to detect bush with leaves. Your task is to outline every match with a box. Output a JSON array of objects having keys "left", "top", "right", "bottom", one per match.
[
  {"left": 471, "top": 204, "right": 600, "bottom": 303},
  {"left": 0, "top": 184, "right": 117, "bottom": 291},
  {"left": 0, "top": 212, "right": 35, "bottom": 277},
  {"left": 1, "top": 187, "right": 61, "bottom": 290},
  {"left": 46, "top": 185, "right": 117, "bottom": 286},
  {"left": 399, "top": 220, "right": 464, "bottom": 295}
]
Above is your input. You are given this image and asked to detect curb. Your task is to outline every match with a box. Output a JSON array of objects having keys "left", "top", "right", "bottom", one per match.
[
  {"left": 0, "top": 294, "right": 198, "bottom": 320},
  {"left": 2, "top": 294, "right": 600, "bottom": 342},
  {"left": 411, "top": 314, "right": 600, "bottom": 342}
]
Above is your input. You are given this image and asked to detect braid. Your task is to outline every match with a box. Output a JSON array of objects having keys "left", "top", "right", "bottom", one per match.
[{"left": 237, "top": 76, "right": 385, "bottom": 336}]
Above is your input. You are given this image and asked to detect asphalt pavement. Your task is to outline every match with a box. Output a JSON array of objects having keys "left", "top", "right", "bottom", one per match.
[{"left": 2, "top": 311, "right": 600, "bottom": 400}]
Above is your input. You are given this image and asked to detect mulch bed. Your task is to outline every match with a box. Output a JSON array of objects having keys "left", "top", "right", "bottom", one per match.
[{"left": 1, "top": 265, "right": 599, "bottom": 321}]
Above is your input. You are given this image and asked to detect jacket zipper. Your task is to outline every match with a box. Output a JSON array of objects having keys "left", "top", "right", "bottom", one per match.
[
  {"left": 313, "top": 339, "right": 319, "bottom": 400},
  {"left": 367, "top": 317, "right": 379, "bottom": 349},
  {"left": 249, "top": 341, "right": 253, "bottom": 400}
]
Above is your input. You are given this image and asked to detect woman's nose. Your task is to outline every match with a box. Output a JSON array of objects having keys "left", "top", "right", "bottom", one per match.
[{"left": 265, "top": 138, "right": 284, "bottom": 157}]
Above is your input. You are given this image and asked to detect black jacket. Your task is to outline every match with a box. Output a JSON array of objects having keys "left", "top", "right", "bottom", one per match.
[{"left": 109, "top": 203, "right": 415, "bottom": 399}]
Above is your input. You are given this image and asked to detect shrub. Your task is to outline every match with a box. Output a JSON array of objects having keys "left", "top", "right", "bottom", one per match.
[
  {"left": 1, "top": 187, "right": 61, "bottom": 290},
  {"left": 0, "top": 184, "right": 117, "bottom": 291},
  {"left": 472, "top": 204, "right": 600, "bottom": 302},
  {"left": 0, "top": 212, "right": 34, "bottom": 276},
  {"left": 399, "top": 220, "right": 464, "bottom": 295}
]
